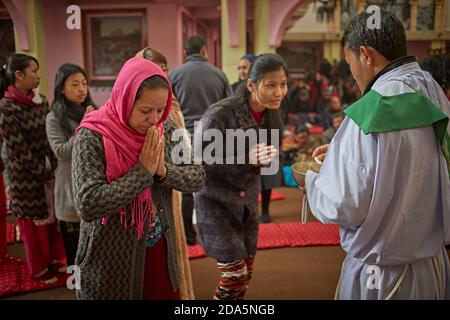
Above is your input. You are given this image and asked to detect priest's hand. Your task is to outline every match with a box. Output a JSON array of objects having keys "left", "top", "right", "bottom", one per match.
[{"left": 312, "top": 144, "right": 329, "bottom": 163}]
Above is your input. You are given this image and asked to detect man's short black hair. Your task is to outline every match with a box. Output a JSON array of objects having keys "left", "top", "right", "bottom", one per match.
[
  {"left": 185, "top": 35, "right": 206, "bottom": 56},
  {"left": 341, "top": 8, "right": 407, "bottom": 61}
]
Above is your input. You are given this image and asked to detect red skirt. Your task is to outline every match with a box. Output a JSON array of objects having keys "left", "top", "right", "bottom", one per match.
[
  {"left": 16, "top": 218, "right": 66, "bottom": 277},
  {"left": 143, "top": 237, "right": 180, "bottom": 300},
  {"left": 0, "top": 174, "right": 7, "bottom": 257}
]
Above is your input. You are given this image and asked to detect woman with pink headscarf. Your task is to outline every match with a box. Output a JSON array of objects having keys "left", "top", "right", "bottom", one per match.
[{"left": 72, "top": 57, "right": 204, "bottom": 300}]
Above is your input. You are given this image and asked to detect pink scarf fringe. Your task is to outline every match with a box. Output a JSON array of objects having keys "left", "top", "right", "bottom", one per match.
[{"left": 101, "top": 199, "right": 154, "bottom": 240}]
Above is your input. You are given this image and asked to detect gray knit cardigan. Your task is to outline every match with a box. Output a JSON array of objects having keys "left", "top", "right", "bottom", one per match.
[{"left": 72, "top": 119, "right": 205, "bottom": 299}]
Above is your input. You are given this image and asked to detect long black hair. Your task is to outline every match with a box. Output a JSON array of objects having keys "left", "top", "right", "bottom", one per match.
[
  {"left": 236, "top": 53, "right": 288, "bottom": 143},
  {"left": 51, "top": 63, "right": 95, "bottom": 136},
  {"left": 0, "top": 53, "right": 39, "bottom": 98}
]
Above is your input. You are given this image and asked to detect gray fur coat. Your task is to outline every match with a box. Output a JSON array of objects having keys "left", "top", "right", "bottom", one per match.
[{"left": 194, "top": 94, "right": 282, "bottom": 262}]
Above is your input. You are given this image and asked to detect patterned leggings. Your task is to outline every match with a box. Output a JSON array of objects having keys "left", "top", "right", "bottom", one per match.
[{"left": 213, "top": 256, "right": 255, "bottom": 300}]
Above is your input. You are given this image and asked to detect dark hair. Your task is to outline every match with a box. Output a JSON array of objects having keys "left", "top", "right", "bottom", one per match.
[
  {"left": 341, "top": 8, "right": 407, "bottom": 61},
  {"left": 52, "top": 63, "right": 95, "bottom": 136},
  {"left": 245, "top": 53, "right": 288, "bottom": 97},
  {"left": 185, "top": 35, "right": 206, "bottom": 56},
  {"left": 136, "top": 75, "right": 169, "bottom": 101},
  {"left": 0, "top": 53, "right": 39, "bottom": 98},
  {"left": 237, "top": 53, "right": 288, "bottom": 142},
  {"left": 241, "top": 53, "right": 255, "bottom": 63},
  {"left": 142, "top": 48, "right": 167, "bottom": 66}
]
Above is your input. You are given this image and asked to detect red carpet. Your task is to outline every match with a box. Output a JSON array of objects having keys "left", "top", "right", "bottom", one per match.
[
  {"left": 188, "top": 222, "right": 340, "bottom": 259},
  {"left": 0, "top": 256, "right": 68, "bottom": 298},
  {"left": 258, "top": 190, "right": 285, "bottom": 202}
]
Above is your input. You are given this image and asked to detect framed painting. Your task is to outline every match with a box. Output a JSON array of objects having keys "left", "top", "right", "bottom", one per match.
[{"left": 84, "top": 11, "right": 146, "bottom": 82}]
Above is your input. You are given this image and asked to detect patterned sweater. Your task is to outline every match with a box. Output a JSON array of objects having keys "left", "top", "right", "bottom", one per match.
[
  {"left": 0, "top": 96, "right": 56, "bottom": 219},
  {"left": 72, "top": 119, "right": 205, "bottom": 299}
]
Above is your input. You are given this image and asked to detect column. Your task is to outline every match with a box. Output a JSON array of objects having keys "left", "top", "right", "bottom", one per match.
[
  {"left": 327, "top": 0, "right": 341, "bottom": 31},
  {"left": 410, "top": 0, "right": 418, "bottom": 31},
  {"left": 221, "top": 0, "right": 247, "bottom": 82},
  {"left": 434, "top": 0, "right": 444, "bottom": 31},
  {"left": 323, "top": 41, "right": 341, "bottom": 62},
  {"left": 253, "top": 0, "right": 276, "bottom": 55},
  {"left": 431, "top": 0, "right": 445, "bottom": 49},
  {"left": 14, "top": 0, "right": 48, "bottom": 95}
]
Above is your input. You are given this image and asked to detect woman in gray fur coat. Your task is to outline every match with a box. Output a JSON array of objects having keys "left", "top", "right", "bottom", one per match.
[{"left": 194, "top": 53, "right": 288, "bottom": 300}]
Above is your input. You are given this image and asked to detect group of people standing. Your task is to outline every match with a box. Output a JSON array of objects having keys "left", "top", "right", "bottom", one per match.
[
  {"left": 0, "top": 33, "right": 287, "bottom": 299},
  {"left": 0, "top": 8, "right": 449, "bottom": 301}
]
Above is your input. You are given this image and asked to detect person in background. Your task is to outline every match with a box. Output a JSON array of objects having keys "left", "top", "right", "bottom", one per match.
[
  {"left": 169, "top": 35, "right": 231, "bottom": 245},
  {"left": 72, "top": 57, "right": 204, "bottom": 300},
  {"left": 195, "top": 53, "right": 287, "bottom": 299},
  {"left": 0, "top": 53, "right": 65, "bottom": 282},
  {"left": 322, "top": 112, "right": 344, "bottom": 144},
  {"left": 231, "top": 54, "right": 256, "bottom": 92},
  {"left": 322, "top": 95, "right": 343, "bottom": 129},
  {"left": 135, "top": 47, "right": 185, "bottom": 130},
  {"left": 46, "top": 64, "right": 96, "bottom": 267},
  {"left": 341, "top": 77, "right": 361, "bottom": 108},
  {"left": 282, "top": 125, "right": 321, "bottom": 165},
  {"left": 285, "top": 88, "right": 315, "bottom": 127},
  {"left": 135, "top": 46, "right": 197, "bottom": 300}
]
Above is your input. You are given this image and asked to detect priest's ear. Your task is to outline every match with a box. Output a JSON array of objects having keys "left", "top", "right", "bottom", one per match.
[{"left": 358, "top": 46, "right": 376, "bottom": 66}]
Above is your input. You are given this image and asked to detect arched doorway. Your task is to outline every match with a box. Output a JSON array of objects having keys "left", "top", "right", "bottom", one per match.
[{"left": 276, "top": 1, "right": 332, "bottom": 77}]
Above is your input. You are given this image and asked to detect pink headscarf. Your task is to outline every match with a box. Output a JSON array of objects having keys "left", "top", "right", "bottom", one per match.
[{"left": 77, "top": 57, "right": 172, "bottom": 239}]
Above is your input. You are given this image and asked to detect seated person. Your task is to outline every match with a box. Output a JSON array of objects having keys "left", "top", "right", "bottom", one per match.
[
  {"left": 282, "top": 125, "right": 321, "bottom": 165},
  {"left": 322, "top": 95, "right": 343, "bottom": 129},
  {"left": 322, "top": 112, "right": 344, "bottom": 144},
  {"left": 286, "top": 89, "right": 321, "bottom": 127}
]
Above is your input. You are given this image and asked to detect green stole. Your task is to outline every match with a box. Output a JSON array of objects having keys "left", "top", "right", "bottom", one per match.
[{"left": 344, "top": 90, "right": 450, "bottom": 177}]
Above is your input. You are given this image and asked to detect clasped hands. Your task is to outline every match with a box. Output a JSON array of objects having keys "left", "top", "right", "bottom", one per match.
[{"left": 139, "top": 126, "right": 167, "bottom": 178}]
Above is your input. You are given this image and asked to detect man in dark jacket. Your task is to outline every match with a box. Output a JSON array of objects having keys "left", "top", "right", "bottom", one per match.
[{"left": 169, "top": 35, "right": 232, "bottom": 245}]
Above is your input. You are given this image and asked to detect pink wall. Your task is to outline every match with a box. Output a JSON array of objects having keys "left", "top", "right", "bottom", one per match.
[
  {"left": 41, "top": 1, "right": 182, "bottom": 106},
  {"left": 147, "top": 4, "right": 181, "bottom": 70},
  {"left": 42, "top": 0, "right": 84, "bottom": 103}
]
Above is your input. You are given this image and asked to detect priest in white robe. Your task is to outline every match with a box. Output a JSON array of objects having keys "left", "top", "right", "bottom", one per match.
[{"left": 305, "top": 9, "right": 450, "bottom": 300}]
